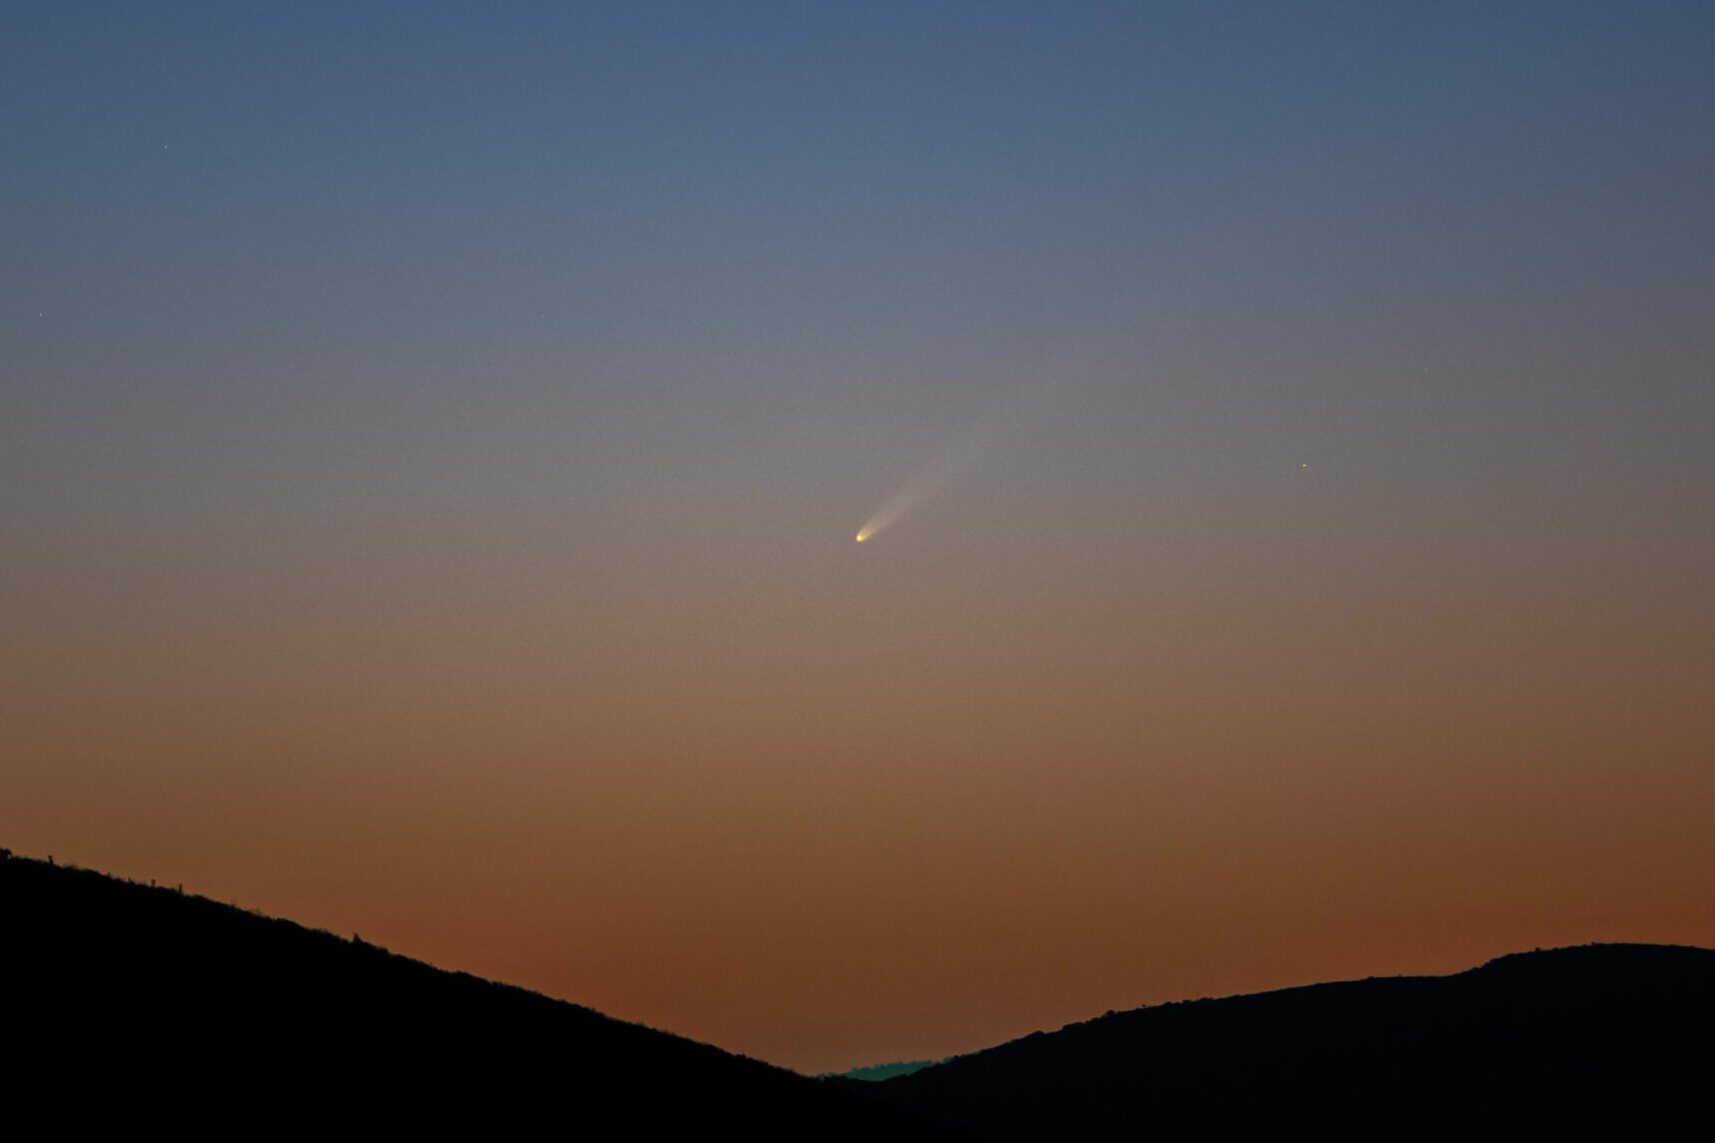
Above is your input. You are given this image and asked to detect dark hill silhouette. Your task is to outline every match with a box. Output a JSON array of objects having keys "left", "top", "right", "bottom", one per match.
[
  {"left": 0, "top": 850, "right": 955, "bottom": 1138},
  {"left": 845, "top": 943, "right": 1715, "bottom": 1139}
]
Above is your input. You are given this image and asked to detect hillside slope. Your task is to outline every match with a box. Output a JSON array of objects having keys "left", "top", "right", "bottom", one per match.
[
  {"left": 852, "top": 943, "right": 1715, "bottom": 1139},
  {"left": 0, "top": 851, "right": 952, "bottom": 1138}
]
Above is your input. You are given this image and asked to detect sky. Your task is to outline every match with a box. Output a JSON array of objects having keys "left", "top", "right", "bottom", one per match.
[{"left": 3, "top": 1, "right": 1713, "bottom": 1073}]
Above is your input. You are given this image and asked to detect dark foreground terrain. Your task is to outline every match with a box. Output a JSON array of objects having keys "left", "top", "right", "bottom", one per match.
[
  {"left": 8, "top": 848, "right": 1710, "bottom": 1139},
  {"left": 0, "top": 851, "right": 951, "bottom": 1137},
  {"left": 847, "top": 942, "right": 1715, "bottom": 1139}
]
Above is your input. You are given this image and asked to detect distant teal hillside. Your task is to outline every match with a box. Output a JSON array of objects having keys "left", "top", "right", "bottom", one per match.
[{"left": 841, "top": 1059, "right": 944, "bottom": 1082}]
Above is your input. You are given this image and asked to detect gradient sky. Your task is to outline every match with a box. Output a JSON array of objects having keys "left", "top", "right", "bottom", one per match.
[{"left": 4, "top": 1, "right": 1713, "bottom": 1073}]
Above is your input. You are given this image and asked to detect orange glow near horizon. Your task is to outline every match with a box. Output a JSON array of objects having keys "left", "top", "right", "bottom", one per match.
[{"left": 8, "top": 476, "right": 1714, "bottom": 1072}]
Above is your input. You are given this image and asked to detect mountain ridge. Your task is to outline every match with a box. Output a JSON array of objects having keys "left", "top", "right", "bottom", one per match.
[
  {"left": 848, "top": 941, "right": 1715, "bottom": 1138},
  {"left": 9, "top": 845, "right": 1708, "bottom": 1137},
  {"left": 0, "top": 848, "right": 955, "bottom": 1138}
]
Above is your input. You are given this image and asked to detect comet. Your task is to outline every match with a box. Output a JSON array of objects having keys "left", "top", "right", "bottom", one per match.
[{"left": 853, "top": 420, "right": 997, "bottom": 544}]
